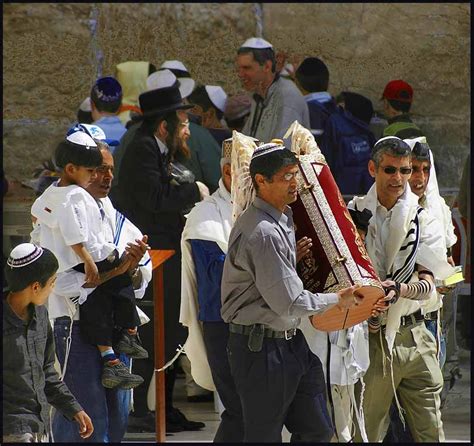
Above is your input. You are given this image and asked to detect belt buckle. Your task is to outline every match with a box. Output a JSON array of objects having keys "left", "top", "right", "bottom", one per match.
[{"left": 285, "top": 328, "right": 296, "bottom": 340}]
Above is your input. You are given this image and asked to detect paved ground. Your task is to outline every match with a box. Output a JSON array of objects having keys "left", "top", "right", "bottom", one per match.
[
  {"left": 124, "top": 344, "right": 470, "bottom": 443},
  {"left": 440, "top": 347, "right": 471, "bottom": 443}
]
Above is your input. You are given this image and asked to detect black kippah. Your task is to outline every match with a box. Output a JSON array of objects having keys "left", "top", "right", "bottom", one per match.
[{"left": 297, "top": 57, "right": 328, "bottom": 76}]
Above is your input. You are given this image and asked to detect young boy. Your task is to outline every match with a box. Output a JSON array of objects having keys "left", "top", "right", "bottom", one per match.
[
  {"left": 31, "top": 131, "right": 146, "bottom": 390},
  {"left": 3, "top": 243, "right": 94, "bottom": 442}
]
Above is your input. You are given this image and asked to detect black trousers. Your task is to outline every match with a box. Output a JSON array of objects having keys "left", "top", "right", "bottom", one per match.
[
  {"left": 74, "top": 252, "right": 140, "bottom": 346},
  {"left": 202, "top": 322, "right": 244, "bottom": 442},
  {"left": 227, "top": 329, "right": 334, "bottom": 443}
]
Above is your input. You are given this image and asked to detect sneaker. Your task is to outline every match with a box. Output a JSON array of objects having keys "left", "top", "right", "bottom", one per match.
[
  {"left": 115, "top": 331, "right": 149, "bottom": 359},
  {"left": 102, "top": 360, "right": 144, "bottom": 389}
]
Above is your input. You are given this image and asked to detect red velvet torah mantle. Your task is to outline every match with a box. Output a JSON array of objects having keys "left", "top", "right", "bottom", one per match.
[{"left": 290, "top": 154, "right": 384, "bottom": 331}]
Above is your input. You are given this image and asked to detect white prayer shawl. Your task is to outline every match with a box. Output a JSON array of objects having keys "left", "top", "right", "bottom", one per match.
[
  {"left": 300, "top": 317, "right": 370, "bottom": 441},
  {"left": 180, "top": 179, "right": 233, "bottom": 391},
  {"left": 418, "top": 149, "right": 457, "bottom": 357},
  {"left": 425, "top": 150, "right": 457, "bottom": 246},
  {"left": 101, "top": 197, "right": 152, "bottom": 299},
  {"left": 300, "top": 319, "right": 369, "bottom": 387},
  {"left": 348, "top": 184, "right": 454, "bottom": 353},
  {"left": 46, "top": 197, "right": 152, "bottom": 321},
  {"left": 404, "top": 138, "right": 457, "bottom": 251},
  {"left": 404, "top": 139, "right": 457, "bottom": 314}
]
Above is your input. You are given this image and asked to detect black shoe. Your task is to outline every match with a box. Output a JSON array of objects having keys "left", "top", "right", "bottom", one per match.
[
  {"left": 166, "top": 420, "right": 185, "bottom": 433},
  {"left": 115, "top": 330, "right": 149, "bottom": 359},
  {"left": 128, "top": 411, "right": 156, "bottom": 433},
  {"left": 167, "top": 407, "right": 205, "bottom": 431},
  {"left": 187, "top": 392, "right": 214, "bottom": 403},
  {"left": 127, "top": 411, "right": 174, "bottom": 436}
]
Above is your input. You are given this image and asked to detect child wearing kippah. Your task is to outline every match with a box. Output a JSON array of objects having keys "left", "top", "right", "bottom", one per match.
[
  {"left": 31, "top": 132, "right": 146, "bottom": 390},
  {"left": 3, "top": 243, "right": 94, "bottom": 442}
]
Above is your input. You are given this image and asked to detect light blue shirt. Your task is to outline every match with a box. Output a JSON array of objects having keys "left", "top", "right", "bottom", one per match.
[
  {"left": 94, "top": 116, "right": 127, "bottom": 152},
  {"left": 304, "top": 91, "right": 332, "bottom": 104}
]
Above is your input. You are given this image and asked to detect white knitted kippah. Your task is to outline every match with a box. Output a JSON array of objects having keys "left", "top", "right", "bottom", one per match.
[
  {"left": 205, "top": 86, "right": 227, "bottom": 112},
  {"left": 241, "top": 37, "right": 273, "bottom": 49},
  {"left": 79, "top": 97, "right": 91, "bottom": 112},
  {"left": 160, "top": 60, "right": 189, "bottom": 73},
  {"left": 7, "top": 243, "right": 44, "bottom": 268}
]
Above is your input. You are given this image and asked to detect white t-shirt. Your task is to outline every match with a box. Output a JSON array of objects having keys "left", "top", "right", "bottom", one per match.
[{"left": 31, "top": 181, "right": 115, "bottom": 272}]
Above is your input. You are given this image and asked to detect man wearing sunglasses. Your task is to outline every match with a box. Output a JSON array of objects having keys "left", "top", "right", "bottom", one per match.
[
  {"left": 348, "top": 136, "right": 455, "bottom": 442},
  {"left": 382, "top": 137, "right": 459, "bottom": 442}
]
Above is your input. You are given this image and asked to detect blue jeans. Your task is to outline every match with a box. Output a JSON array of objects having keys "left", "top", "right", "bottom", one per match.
[
  {"left": 52, "top": 319, "right": 131, "bottom": 442},
  {"left": 425, "top": 319, "right": 446, "bottom": 369}
]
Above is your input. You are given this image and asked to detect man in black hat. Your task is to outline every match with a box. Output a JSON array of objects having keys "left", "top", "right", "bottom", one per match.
[{"left": 117, "top": 85, "right": 209, "bottom": 433}]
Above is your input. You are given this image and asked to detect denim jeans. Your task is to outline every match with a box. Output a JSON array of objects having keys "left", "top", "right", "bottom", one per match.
[
  {"left": 424, "top": 319, "right": 446, "bottom": 369},
  {"left": 51, "top": 319, "right": 130, "bottom": 442}
]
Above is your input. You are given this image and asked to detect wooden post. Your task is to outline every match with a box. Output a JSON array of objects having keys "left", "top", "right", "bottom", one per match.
[{"left": 149, "top": 249, "right": 175, "bottom": 443}]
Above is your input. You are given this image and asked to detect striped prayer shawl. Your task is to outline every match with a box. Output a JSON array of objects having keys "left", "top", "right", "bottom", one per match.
[{"left": 386, "top": 207, "right": 423, "bottom": 284}]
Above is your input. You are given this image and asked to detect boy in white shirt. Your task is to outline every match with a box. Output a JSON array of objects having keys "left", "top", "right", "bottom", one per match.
[{"left": 31, "top": 132, "right": 146, "bottom": 390}]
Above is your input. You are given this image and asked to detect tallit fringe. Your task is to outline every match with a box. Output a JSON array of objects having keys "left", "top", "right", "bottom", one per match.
[
  {"left": 351, "top": 377, "right": 369, "bottom": 442},
  {"left": 155, "top": 344, "right": 186, "bottom": 373},
  {"left": 436, "top": 309, "right": 441, "bottom": 363},
  {"left": 379, "top": 329, "right": 387, "bottom": 377},
  {"left": 380, "top": 329, "right": 406, "bottom": 429}
]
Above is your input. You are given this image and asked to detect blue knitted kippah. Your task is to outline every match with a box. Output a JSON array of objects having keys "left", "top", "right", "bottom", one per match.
[{"left": 92, "top": 76, "right": 122, "bottom": 102}]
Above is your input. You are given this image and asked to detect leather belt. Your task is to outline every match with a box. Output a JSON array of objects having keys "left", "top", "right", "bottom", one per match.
[
  {"left": 229, "top": 323, "right": 297, "bottom": 340},
  {"left": 399, "top": 309, "right": 425, "bottom": 327}
]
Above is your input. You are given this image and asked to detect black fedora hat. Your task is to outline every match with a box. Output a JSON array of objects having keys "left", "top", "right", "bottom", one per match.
[{"left": 138, "top": 84, "right": 193, "bottom": 119}]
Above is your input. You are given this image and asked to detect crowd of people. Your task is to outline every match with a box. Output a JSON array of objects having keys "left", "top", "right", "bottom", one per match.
[{"left": 3, "top": 35, "right": 470, "bottom": 443}]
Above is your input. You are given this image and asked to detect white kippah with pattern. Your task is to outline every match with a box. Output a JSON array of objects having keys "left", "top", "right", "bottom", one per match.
[
  {"left": 66, "top": 131, "right": 98, "bottom": 149},
  {"left": 7, "top": 243, "right": 44, "bottom": 268},
  {"left": 251, "top": 142, "right": 286, "bottom": 160}
]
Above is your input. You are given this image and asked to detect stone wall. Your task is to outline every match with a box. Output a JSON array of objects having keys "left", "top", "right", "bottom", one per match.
[{"left": 3, "top": 3, "right": 470, "bottom": 188}]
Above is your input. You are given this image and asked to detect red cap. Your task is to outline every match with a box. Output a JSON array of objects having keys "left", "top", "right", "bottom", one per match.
[{"left": 381, "top": 80, "right": 413, "bottom": 103}]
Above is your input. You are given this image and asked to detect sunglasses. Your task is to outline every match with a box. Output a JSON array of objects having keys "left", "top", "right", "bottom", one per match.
[{"left": 381, "top": 166, "right": 412, "bottom": 175}]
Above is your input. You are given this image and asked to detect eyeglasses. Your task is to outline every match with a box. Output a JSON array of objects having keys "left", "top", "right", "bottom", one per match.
[
  {"left": 381, "top": 166, "right": 412, "bottom": 175},
  {"left": 280, "top": 171, "right": 300, "bottom": 181}
]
